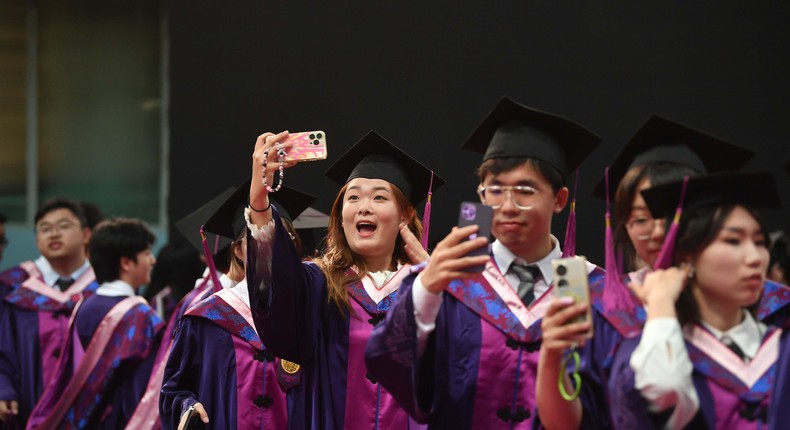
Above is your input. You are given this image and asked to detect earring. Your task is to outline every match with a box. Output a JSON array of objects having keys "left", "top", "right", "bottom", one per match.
[{"left": 687, "top": 266, "right": 696, "bottom": 279}]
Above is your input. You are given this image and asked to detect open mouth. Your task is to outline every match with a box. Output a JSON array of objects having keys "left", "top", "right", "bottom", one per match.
[{"left": 356, "top": 222, "right": 377, "bottom": 236}]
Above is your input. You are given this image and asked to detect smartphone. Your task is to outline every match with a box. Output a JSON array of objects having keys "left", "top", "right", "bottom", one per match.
[
  {"left": 457, "top": 202, "right": 493, "bottom": 273},
  {"left": 552, "top": 256, "right": 593, "bottom": 338},
  {"left": 183, "top": 404, "right": 203, "bottom": 430},
  {"left": 284, "top": 131, "right": 328, "bottom": 162}
]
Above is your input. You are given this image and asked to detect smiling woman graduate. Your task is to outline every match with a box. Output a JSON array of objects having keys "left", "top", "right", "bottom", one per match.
[{"left": 245, "top": 130, "right": 444, "bottom": 430}]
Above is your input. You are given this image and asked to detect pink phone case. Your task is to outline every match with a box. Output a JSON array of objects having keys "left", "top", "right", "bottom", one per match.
[{"left": 285, "top": 131, "right": 328, "bottom": 162}]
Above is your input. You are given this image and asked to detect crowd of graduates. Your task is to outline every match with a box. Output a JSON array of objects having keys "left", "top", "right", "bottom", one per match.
[{"left": 1, "top": 96, "right": 789, "bottom": 430}]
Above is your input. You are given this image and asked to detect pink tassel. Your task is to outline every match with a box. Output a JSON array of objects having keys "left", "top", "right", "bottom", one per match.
[
  {"left": 604, "top": 167, "right": 622, "bottom": 287},
  {"left": 653, "top": 176, "right": 690, "bottom": 270},
  {"left": 200, "top": 225, "right": 224, "bottom": 293},
  {"left": 421, "top": 171, "right": 435, "bottom": 251},
  {"left": 562, "top": 168, "right": 580, "bottom": 257}
]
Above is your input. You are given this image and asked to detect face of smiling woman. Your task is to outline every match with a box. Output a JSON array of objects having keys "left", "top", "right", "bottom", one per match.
[{"left": 341, "top": 177, "right": 405, "bottom": 271}]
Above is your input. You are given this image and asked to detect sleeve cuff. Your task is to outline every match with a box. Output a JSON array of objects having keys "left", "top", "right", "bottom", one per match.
[{"left": 244, "top": 206, "right": 276, "bottom": 242}]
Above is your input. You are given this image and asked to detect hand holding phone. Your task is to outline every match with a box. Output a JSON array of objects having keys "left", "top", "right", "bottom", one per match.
[
  {"left": 456, "top": 202, "right": 493, "bottom": 273},
  {"left": 284, "top": 131, "right": 328, "bottom": 162},
  {"left": 552, "top": 256, "right": 593, "bottom": 338}
]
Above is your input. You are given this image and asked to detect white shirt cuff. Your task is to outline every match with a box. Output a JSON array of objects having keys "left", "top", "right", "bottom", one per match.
[
  {"left": 630, "top": 318, "right": 699, "bottom": 429},
  {"left": 244, "top": 207, "right": 276, "bottom": 242}
]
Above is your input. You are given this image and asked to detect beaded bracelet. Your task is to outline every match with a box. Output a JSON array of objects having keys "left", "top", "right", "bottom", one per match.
[{"left": 261, "top": 143, "right": 286, "bottom": 192}]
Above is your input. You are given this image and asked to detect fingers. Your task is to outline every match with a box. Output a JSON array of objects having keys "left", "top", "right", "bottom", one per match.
[
  {"left": 400, "top": 223, "right": 429, "bottom": 263},
  {"left": 195, "top": 403, "right": 210, "bottom": 423},
  {"left": 541, "top": 300, "right": 591, "bottom": 350},
  {"left": 10, "top": 401, "right": 17, "bottom": 416}
]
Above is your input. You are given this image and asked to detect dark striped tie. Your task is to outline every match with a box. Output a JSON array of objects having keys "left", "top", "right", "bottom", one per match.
[
  {"left": 510, "top": 264, "right": 540, "bottom": 307},
  {"left": 54, "top": 278, "right": 75, "bottom": 291}
]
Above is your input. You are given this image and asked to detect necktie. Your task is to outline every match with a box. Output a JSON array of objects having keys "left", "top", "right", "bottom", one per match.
[
  {"left": 722, "top": 336, "right": 749, "bottom": 362},
  {"left": 510, "top": 264, "right": 540, "bottom": 306},
  {"left": 54, "top": 278, "right": 75, "bottom": 292}
]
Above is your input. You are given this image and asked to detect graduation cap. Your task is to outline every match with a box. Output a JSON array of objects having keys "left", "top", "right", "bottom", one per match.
[
  {"left": 204, "top": 177, "right": 317, "bottom": 240},
  {"left": 592, "top": 115, "right": 755, "bottom": 199},
  {"left": 324, "top": 131, "right": 445, "bottom": 206},
  {"left": 641, "top": 171, "right": 780, "bottom": 220},
  {"left": 461, "top": 96, "right": 602, "bottom": 180},
  {"left": 174, "top": 187, "right": 235, "bottom": 252}
]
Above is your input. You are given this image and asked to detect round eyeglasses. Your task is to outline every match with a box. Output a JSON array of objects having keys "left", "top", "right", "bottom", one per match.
[{"left": 477, "top": 185, "right": 539, "bottom": 210}]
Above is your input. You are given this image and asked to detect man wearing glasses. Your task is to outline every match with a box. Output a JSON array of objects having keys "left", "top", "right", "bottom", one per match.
[
  {"left": 0, "top": 198, "right": 98, "bottom": 427},
  {"left": 366, "top": 97, "right": 604, "bottom": 429}
]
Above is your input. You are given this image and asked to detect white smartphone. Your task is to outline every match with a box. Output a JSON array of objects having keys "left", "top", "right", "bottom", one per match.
[{"left": 552, "top": 256, "right": 593, "bottom": 338}]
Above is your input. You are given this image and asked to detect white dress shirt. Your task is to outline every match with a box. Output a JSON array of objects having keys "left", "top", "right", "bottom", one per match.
[
  {"left": 630, "top": 311, "right": 765, "bottom": 429},
  {"left": 412, "top": 236, "right": 562, "bottom": 356}
]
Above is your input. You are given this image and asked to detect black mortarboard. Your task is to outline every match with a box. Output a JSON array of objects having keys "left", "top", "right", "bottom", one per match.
[
  {"left": 461, "top": 96, "right": 602, "bottom": 180},
  {"left": 175, "top": 187, "right": 235, "bottom": 252},
  {"left": 592, "top": 115, "right": 755, "bottom": 199},
  {"left": 204, "top": 177, "right": 317, "bottom": 240},
  {"left": 324, "top": 131, "right": 445, "bottom": 206},
  {"left": 641, "top": 171, "right": 780, "bottom": 220}
]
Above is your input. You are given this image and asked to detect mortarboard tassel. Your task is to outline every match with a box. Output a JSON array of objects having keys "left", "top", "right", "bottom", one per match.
[
  {"left": 604, "top": 167, "right": 625, "bottom": 290},
  {"left": 652, "top": 176, "right": 690, "bottom": 270},
  {"left": 562, "top": 168, "right": 580, "bottom": 257},
  {"left": 420, "top": 171, "right": 435, "bottom": 251},
  {"left": 200, "top": 225, "right": 224, "bottom": 293}
]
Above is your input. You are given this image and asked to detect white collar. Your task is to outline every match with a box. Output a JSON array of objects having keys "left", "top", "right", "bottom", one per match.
[
  {"left": 96, "top": 279, "right": 136, "bottom": 297},
  {"left": 229, "top": 279, "right": 250, "bottom": 308},
  {"left": 219, "top": 273, "right": 239, "bottom": 290},
  {"left": 700, "top": 311, "right": 766, "bottom": 359},
  {"left": 492, "top": 235, "right": 562, "bottom": 284},
  {"left": 35, "top": 256, "right": 91, "bottom": 287}
]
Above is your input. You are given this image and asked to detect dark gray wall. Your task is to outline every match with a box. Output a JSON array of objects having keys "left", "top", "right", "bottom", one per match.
[{"left": 169, "top": 1, "right": 790, "bottom": 262}]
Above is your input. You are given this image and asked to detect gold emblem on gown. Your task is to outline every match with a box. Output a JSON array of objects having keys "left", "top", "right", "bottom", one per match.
[{"left": 280, "top": 359, "right": 300, "bottom": 374}]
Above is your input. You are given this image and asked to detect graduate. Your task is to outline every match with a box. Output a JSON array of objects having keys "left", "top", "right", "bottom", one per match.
[
  {"left": 535, "top": 116, "right": 786, "bottom": 429},
  {"left": 27, "top": 217, "right": 163, "bottom": 429},
  {"left": 0, "top": 198, "right": 97, "bottom": 427},
  {"left": 608, "top": 172, "right": 784, "bottom": 429},
  {"left": 126, "top": 187, "right": 239, "bottom": 430},
  {"left": 365, "top": 96, "right": 602, "bottom": 429},
  {"left": 160, "top": 178, "right": 315, "bottom": 430},
  {"left": 245, "top": 130, "right": 443, "bottom": 429}
]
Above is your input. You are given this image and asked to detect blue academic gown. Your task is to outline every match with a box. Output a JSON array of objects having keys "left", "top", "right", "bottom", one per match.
[
  {"left": 365, "top": 256, "right": 607, "bottom": 430},
  {"left": 0, "top": 263, "right": 98, "bottom": 429},
  {"left": 246, "top": 208, "right": 417, "bottom": 430}
]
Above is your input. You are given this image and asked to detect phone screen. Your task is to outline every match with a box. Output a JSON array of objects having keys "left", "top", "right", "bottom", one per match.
[{"left": 457, "top": 202, "right": 493, "bottom": 273}]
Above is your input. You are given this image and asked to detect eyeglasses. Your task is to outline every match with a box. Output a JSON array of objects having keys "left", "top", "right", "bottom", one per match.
[
  {"left": 35, "top": 221, "right": 80, "bottom": 236},
  {"left": 625, "top": 216, "right": 665, "bottom": 241},
  {"left": 477, "top": 185, "right": 540, "bottom": 210}
]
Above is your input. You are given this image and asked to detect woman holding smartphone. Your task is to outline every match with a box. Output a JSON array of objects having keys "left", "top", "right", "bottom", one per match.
[
  {"left": 245, "top": 130, "right": 442, "bottom": 429},
  {"left": 608, "top": 171, "right": 785, "bottom": 429}
]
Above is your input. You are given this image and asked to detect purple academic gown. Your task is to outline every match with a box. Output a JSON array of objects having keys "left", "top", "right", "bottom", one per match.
[
  {"left": 608, "top": 323, "right": 785, "bottom": 429},
  {"left": 768, "top": 326, "right": 790, "bottom": 430},
  {"left": 570, "top": 274, "right": 790, "bottom": 430},
  {"left": 0, "top": 262, "right": 97, "bottom": 428},
  {"left": 246, "top": 208, "right": 417, "bottom": 430},
  {"left": 27, "top": 293, "right": 163, "bottom": 429},
  {"left": 365, "top": 257, "right": 607, "bottom": 430},
  {"left": 159, "top": 286, "right": 289, "bottom": 430}
]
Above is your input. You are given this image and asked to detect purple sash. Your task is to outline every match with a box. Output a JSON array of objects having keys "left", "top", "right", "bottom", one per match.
[{"left": 28, "top": 296, "right": 146, "bottom": 429}]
